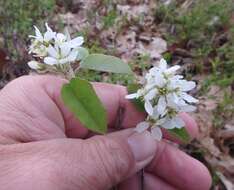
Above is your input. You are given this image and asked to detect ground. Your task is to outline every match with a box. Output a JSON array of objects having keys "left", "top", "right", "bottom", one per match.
[{"left": 0, "top": 0, "right": 233, "bottom": 189}]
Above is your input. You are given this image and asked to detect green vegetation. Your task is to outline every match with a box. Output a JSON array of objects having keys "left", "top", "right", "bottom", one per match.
[
  {"left": 154, "top": 1, "right": 234, "bottom": 186},
  {"left": 103, "top": 9, "right": 118, "bottom": 29},
  {"left": 0, "top": 0, "right": 55, "bottom": 61},
  {"left": 0, "top": 0, "right": 233, "bottom": 188},
  {"left": 155, "top": 0, "right": 234, "bottom": 88},
  {"left": 213, "top": 91, "right": 234, "bottom": 128}
]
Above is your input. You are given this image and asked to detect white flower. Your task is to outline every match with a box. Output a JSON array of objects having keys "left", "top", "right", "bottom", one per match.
[
  {"left": 27, "top": 61, "right": 41, "bottom": 70},
  {"left": 126, "top": 58, "right": 198, "bottom": 117},
  {"left": 54, "top": 33, "right": 84, "bottom": 47},
  {"left": 29, "top": 23, "right": 56, "bottom": 57},
  {"left": 151, "top": 127, "right": 163, "bottom": 141},
  {"left": 125, "top": 89, "right": 144, "bottom": 99},
  {"left": 44, "top": 45, "right": 79, "bottom": 65},
  {"left": 29, "top": 23, "right": 55, "bottom": 43},
  {"left": 160, "top": 115, "right": 185, "bottom": 129},
  {"left": 43, "top": 30, "right": 84, "bottom": 65},
  {"left": 135, "top": 113, "right": 185, "bottom": 141},
  {"left": 28, "top": 23, "right": 85, "bottom": 66},
  {"left": 126, "top": 58, "right": 198, "bottom": 140},
  {"left": 29, "top": 43, "right": 48, "bottom": 57},
  {"left": 135, "top": 122, "right": 163, "bottom": 141}
]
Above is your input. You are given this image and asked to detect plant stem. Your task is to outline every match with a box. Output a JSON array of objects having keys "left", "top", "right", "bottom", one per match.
[
  {"left": 74, "top": 65, "right": 81, "bottom": 74},
  {"left": 66, "top": 64, "right": 75, "bottom": 80}
]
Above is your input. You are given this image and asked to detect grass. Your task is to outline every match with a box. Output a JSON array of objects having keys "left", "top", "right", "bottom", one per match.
[
  {"left": 1, "top": 0, "right": 233, "bottom": 87},
  {"left": 0, "top": 0, "right": 55, "bottom": 61},
  {"left": 103, "top": 9, "right": 118, "bottom": 29},
  {"left": 155, "top": 0, "right": 234, "bottom": 88},
  {"left": 213, "top": 91, "right": 234, "bottom": 128},
  {"left": 154, "top": 1, "right": 234, "bottom": 187}
]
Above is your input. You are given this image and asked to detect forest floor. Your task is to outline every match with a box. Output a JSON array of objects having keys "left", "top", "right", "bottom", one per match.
[{"left": 0, "top": 0, "right": 233, "bottom": 189}]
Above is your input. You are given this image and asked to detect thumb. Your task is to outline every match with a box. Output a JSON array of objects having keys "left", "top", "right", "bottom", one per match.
[{"left": 74, "top": 129, "right": 157, "bottom": 190}]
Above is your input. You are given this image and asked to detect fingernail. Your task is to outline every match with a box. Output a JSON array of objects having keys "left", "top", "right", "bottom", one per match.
[{"left": 128, "top": 132, "right": 157, "bottom": 168}]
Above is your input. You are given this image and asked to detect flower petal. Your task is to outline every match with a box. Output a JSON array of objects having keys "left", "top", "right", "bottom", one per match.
[
  {"left": 159, "top": 58, "right": 167, "bottom": 70},
  {"left": 44, "top": 57, "right": 58, "bottom": 65},
  {"left": 171, "top": 116, "right": 185, "bottom": 128},
  {"left": 155, "top": 73, "right": 165, "bottom": 87},
  {"left": 125, "top": 93, "right": 138, "bottom": 99},
  {"left": 56, "top": 33, "right": 67, "bottom": 43},
  {"left": 33, "top": 26, "right": 43, "bottom": 41},
  {"left": 145, "top": 89, "right": 157, "bottom": 101},
  {"left": 145, "top": 101, "right": 154, "bottom": 116},
  {"left": 66, "top": 49, "right": 78, "bottom": 62},
  {"left": 157, "top": 96, "right": 167, "bottom": 115},
  {"left": 44, "top": 31, "right": 55, "bottom": 42},
  {"left": 181, "top": 92, "right": 199, "bottom": 103},
  {"left": 166, "top": 93, "right": 179, "bottom": 105},
  {"left": 65, "top": 36, "right": 84, "bottom": 48},
  {"left": 45, "top": 23, "right": 53, "bottom": 32},
  {"left": 172, "top": 75, "right": 183, "bottom": 80},
  {"left": 151, "top": 107, "right": 160, "bottom": 119},
  {"left": 27, "top": 61, "right": 40, "bottom": 70},
  {"left": 135, "top": 122, "right": 150, "bottom": 133},
  {"left": 60, "top": 44, "right": 71, "bottom": 57},
  {"left": 161, "top": 119, "right": 174, "bottom": 129},
  {"left": 156, "top": 117, "right": 167, "bottom": 125},
  {"left": 151, "top": 127, "right": 162, "bottom": 141},
  {"left": 180, "top": 81, "right": 196, "bottom": 91},
  {"left": 47, "top": 45, "right": 59, "bottom": 58},
  {"left": 165, "top": 65, "right": 180, "bottom": 74},
  {"left": 149, "top": 67, "right": 160, "bottom": 76},
  {"left": 180, "top": 105, "right": 196, "bottom": 112}
]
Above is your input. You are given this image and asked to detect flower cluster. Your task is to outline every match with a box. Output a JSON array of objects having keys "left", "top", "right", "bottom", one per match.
[
  {"left": 27, "top": 23, "right": 85, "bottom": 70},
  {"left": 126, "top": 58, "right": 198, "bottom": 141}
]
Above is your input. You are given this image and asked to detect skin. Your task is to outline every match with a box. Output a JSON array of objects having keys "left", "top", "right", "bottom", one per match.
[{"left": 0, "top": 75, "right": 212, "bottom": 190}]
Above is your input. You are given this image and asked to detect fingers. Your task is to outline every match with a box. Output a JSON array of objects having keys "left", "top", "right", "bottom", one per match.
[
  {"left": 39, "top": 75, "right": 199, "bottom": 140},
  {"left": 39, "top": 75, "right": 146, "bottom": 137},
  {"left": 0, "top": 127, "right": 157, "bottom": 190},
  {"left": 144, "top": 173, "right": 178, "bottom": 190},
  {"left": 0, "top": 75, "right": 199, "bottom": 142},
  {"left": 162, "top": 112, "right": 199, "bottom": 143},
  {"left": 118, "top": 174, "right": 141, "bottom": 190},
  {"left": 56, "top": 128, "right": 156, "bottom": 190},
  {"left": 146, "top": 141, "right": 212, "bottom": 190},
  {"left": 0, "top": 129, "right": 210, "bottom": 190},
  {"left": 117, "top": 137, "right": 211, "bottom": 190},
  {"left": 119, "top": 173, "right": 177, "bottom": 190},
  {"left": 179, "top": 112, "right": 198, "bottom": 138},
  {"left": 93, "top": 82, "right": 147, "bottom": 128}
]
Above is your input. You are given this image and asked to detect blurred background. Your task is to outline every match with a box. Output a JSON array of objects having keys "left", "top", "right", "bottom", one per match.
[{"left": 0, "top": 0, "right": 233, "bottom": 189}]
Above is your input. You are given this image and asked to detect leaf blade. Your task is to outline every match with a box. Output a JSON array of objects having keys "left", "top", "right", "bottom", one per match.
[
  {"left": 80, "top": 54, "right": 132, "bottom": 74},
  {"left": 167, "top": 127, "right": 190, "bottom": 143},
  {"left": 61, "top": 77, "right": 107, "bottom": 134}
]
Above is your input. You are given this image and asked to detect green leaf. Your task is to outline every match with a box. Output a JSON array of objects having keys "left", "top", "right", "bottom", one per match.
[
  {"left": 168, "top": 127, "right": 190, "bottom": 143},
  {"left": 80, "top": 54, "right": 132, "bottom": 74},
  {"left": 61, "top": 77, "right": 107, "bottom": 134},
  {"left": 77, "top": 47, "right": 89, "bottom": 61},
  {"left": 127, "top": 83, "right": 145, "bottom": 112}
]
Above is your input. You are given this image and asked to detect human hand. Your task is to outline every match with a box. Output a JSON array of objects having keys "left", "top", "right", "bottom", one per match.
[{"left": 0, "top": 75, "right": 211, "bottom": 190}]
